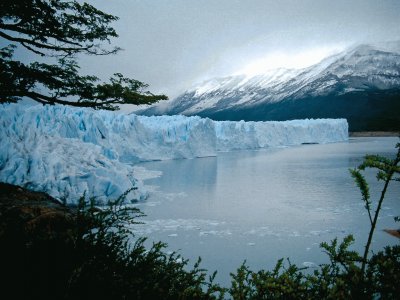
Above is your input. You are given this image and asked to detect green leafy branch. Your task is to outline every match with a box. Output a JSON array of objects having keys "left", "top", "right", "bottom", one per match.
[{"left": 349, "top": 141, "right": 400, "bottom": 274}]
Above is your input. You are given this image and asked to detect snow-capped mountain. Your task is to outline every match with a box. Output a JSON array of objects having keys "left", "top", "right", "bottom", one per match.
[{"left": 141, "top": 42, "right": 400, "bottom": 131}]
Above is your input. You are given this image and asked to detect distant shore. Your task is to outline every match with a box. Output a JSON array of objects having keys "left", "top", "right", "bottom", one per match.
[{"left": 349, "top": 131, "right": 400, "bottom": 137}]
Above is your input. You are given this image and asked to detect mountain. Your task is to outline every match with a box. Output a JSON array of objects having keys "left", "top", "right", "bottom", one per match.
[{"left": 141, "top": 42, "right": 400, "bottom": 131}]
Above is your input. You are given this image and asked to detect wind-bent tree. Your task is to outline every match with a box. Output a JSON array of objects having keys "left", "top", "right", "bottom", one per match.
[{"left": 0, "top": 0, "right": 167, "bottom": 110}]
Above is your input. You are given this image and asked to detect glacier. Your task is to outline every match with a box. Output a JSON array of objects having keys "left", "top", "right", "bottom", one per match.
[
  {"left": 0, "top": 104, "right": 348, "bottom": 204},
  {"left": 215, "top": 119, "right": 348, "bottom": 151}
]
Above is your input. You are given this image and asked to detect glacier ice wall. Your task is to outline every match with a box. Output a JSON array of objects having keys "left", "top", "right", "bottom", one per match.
[
  {"left": 0, "top": 104, "right": 348, "bottom": 204},
  {"left": 0, "top": 104, "right": 216, "bottom": 203},
  {"left": 215, "top": 119, "right": 348, "bottom": 151}
]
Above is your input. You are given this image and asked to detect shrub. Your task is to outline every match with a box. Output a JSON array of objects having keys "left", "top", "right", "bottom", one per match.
[
  {"left": 0, "top": 188, "right": 224, "bottom": 299},
  {"left": 1, "top": 142, "right": 398, "bottom": 299}
]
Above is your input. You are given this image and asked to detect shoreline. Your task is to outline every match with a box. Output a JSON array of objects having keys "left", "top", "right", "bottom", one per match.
[{"left": 349, "top": 131, "right": 400, "bottom": 137}]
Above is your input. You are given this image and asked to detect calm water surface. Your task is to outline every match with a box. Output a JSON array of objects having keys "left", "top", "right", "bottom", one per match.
[{"left": 134, "top": 137, "right": 400, "bottom": 286}]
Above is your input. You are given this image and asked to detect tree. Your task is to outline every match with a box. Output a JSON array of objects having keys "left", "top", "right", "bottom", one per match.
[{"left": 0, "top": 0, "right": 167, "bottom": 110}]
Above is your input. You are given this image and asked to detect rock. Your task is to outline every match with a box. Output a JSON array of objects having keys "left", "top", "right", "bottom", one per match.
[
  {"left": 0, "top": 182, "right": 76, "bottom": 242},
  {"left": 0, "top": 182, "right": 79, "bottom": 298},
  {"left": 383, "top": 229, "right": 400, "bottom": 239}
]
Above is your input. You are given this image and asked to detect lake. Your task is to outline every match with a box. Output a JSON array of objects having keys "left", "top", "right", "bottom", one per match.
[{"left": 133, "top": 137, "right": 400, "bottom": 286}]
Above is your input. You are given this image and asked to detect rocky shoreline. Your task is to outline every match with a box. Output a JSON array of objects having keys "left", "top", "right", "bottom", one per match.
[
  {"left": 349, "top": 131, "right": 400, "bottom": 137},
  {"left": 0, "top": 182, "right": 76, "bottom": 246}
]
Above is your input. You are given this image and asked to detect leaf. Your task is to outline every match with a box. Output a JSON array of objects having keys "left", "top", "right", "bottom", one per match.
[{"left": 349, "top": 168, "right": 371, "bottom": 211}]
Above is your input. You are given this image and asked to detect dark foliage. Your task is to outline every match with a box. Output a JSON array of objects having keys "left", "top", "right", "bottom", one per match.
[
  {"left": 0, "top": 186, "right": 224, "bottom": 299},
  {"left": 228, "top": 240, "right": 400, "bottom": 300},
  {"left": 0, "top": 0, "right": 167, "bottom": 109},
  {"left": 1, "top": 147, "right": 399, "bottom": 299}
]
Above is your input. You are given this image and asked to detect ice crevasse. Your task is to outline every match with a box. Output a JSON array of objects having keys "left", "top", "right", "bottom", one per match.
[{"left": 0, "top": 104, "right": 348, "bottom": 204}]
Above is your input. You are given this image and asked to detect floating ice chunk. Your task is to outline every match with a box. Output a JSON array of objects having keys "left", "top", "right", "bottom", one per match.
[
  {"left": 133, "top": 166, "right": 163, "bottom": 180},
  {"left": 302, "top": 261, "right": 317, "bottom": 268}
]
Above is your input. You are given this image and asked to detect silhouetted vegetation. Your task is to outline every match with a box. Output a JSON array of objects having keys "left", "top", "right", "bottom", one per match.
[
  {"left": 0, "top": 186, "right": 224, "bottom": 299},
  {"left": 1, "top": 142, "right": 399, "bottom": 299},
  {"left": 0, "top": 0, "right": 167, "bottom": 109}
]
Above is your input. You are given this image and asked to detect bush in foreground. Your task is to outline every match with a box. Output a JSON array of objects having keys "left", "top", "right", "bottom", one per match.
[
  {"left": 1, "top": 142, "right": 399, "bottom": 299},
  {"left": 0, "top": 186, "right": 223, "bottom": 299}
]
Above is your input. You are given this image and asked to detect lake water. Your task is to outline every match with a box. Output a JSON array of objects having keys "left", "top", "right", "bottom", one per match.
[{"left": 133, "top": 137, "right": 399, "bottom": 286}]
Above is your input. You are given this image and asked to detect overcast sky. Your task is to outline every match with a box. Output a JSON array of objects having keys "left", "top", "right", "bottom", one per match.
[{"left": 80, "top": 0, "right": 400, "bottom": 98}]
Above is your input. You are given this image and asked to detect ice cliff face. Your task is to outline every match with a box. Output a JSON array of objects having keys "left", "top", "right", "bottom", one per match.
[
  {"left": 215, "top": 119, "right": 348, "bottom": 151},
  {"left": 0, "top": 104, "right": 348, "bottom": 204}
]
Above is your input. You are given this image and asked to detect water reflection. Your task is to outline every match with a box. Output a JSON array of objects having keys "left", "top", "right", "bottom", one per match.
[
  {"left": 141, "top": 156, "right": 218, "bottom": 206},
  {"left": 135, "top": 137, "right": 399, "bottom": 286}
]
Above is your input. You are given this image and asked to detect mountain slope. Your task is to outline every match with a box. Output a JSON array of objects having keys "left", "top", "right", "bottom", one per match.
[{"left": 141, "top": 43, "right": 400, "bottom": 131}]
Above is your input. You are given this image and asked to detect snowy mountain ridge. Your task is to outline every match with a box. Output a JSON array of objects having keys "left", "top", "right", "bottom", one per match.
[{"left": 140, "top": 42, "right": 400, "bottom": 131}]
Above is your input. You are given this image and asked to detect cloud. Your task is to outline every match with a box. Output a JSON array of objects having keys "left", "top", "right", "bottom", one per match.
[
  {"left": 38, "top": 1, "right": 400, "bottom": 98},
  {"left": 234, "top": 46, "right": 346, "bottom": 77}
]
